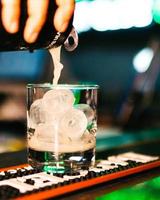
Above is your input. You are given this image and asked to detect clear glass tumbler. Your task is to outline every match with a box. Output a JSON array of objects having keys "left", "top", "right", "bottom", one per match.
[{"left": 27, "top": 83, "right": 99, "bottom": 173}]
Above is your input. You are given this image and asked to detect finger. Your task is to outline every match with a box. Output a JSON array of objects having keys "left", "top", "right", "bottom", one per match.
[
  {"left": 1, "top": 0, "right": 20, "bottom": 33},
  {"left": 24, "top": 0, "right": 49, "bottom": 43},
  {"left": 54, "top": 0, "right": 75, "bottom": 32}
]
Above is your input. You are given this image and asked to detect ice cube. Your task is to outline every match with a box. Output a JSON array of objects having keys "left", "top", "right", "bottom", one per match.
[
  {"left": 29, "top": 99, "right": 45, "bottom": 129},
  {"left": 43, "top": 89, "right": 75, "bottom": 118},
  {"left": 34, "top": 123, "right": 70, "bottom": 144},
  {"left": 43, "top": 112, "right": 59, "bottom": 125},
  {"left": 59, "top": 108, "right": 88, "bottom": 140},
  {"left": 81, "top": 130, "right": 95, "bottom": 144},
  {"left": 81, "top": 130, "right": 96, "bottom": 150},
  {"left": 74, "top": 104, "right": 95, "bottom": 124}
]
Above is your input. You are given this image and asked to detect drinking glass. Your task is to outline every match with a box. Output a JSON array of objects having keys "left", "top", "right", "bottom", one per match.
[{"left": 27, "top": 83, "right": 99, "bottom": 173}]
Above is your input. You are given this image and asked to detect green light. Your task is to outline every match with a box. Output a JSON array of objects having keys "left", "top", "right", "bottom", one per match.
[
  {"left": 73, "top": 89, "right": 81, "bottom": 104},
  {"left": 96, "top": 176, "right": 160, "bottom": 200},
  {"left": 148, "top": 176, "right": 160, "bottom": 189},
  {"left": 152, "top": 0, "right": 160, "bottom": 24},
  {"left": 43, "top": 164, "right": 65, "bottom": 173}
]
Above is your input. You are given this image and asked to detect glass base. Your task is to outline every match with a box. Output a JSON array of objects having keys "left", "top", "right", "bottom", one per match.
[{"left": 28, "top": 147, "right": 95, "bottom": 173}]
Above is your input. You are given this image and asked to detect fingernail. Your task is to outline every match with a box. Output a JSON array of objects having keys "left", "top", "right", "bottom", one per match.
[
  {"left": 9, "top": 21, "right": 18, "bottom": 33},
  {"left": 26, "top": 32, "right": 38, "bottom": 43}
]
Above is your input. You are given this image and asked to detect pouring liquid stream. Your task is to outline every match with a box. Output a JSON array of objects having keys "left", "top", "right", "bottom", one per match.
[{"left": 49, "top": 46, "right": 63, "bottom": 85}]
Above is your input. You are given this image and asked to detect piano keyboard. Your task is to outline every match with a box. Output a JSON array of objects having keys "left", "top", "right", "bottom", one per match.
[{"left": 0, "top": 152, "right": 159, "bottom": 200}]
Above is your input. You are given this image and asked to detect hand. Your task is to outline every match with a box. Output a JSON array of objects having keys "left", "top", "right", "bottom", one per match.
[{"left": 1, "top": 0, "right": 75, "bottom": 43}]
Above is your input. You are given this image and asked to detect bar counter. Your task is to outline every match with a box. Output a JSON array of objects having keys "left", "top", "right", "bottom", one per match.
[{"left": 0, "top": 134, "right": 160, "bottom": 200}]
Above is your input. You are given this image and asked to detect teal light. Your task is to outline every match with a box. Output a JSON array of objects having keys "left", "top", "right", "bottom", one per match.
[
  {"left": 76, "top": 0, "right": 94, "bottom": 2},
  {"left": 152, "top": 0, "right": 160, "bottom": 24}
]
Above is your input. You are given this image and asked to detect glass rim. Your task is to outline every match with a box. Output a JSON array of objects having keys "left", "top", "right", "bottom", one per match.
[{"left": 27, "top": 83, "right": 99, "bottom": 89}]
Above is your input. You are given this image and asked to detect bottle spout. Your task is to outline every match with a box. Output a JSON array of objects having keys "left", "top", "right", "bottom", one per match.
[{"left": 64, "top": 27, "right": 79, "bottom": 51}]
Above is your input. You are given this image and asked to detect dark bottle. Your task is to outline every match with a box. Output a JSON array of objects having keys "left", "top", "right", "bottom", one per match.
[{"left": 0, "top": 0, "right": 78, "bottom": 52}]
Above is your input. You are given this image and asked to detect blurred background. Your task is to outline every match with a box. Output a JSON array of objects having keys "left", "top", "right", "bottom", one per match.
[{"left": 1, "top": 0, "right": 160, "bottom": 153}]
